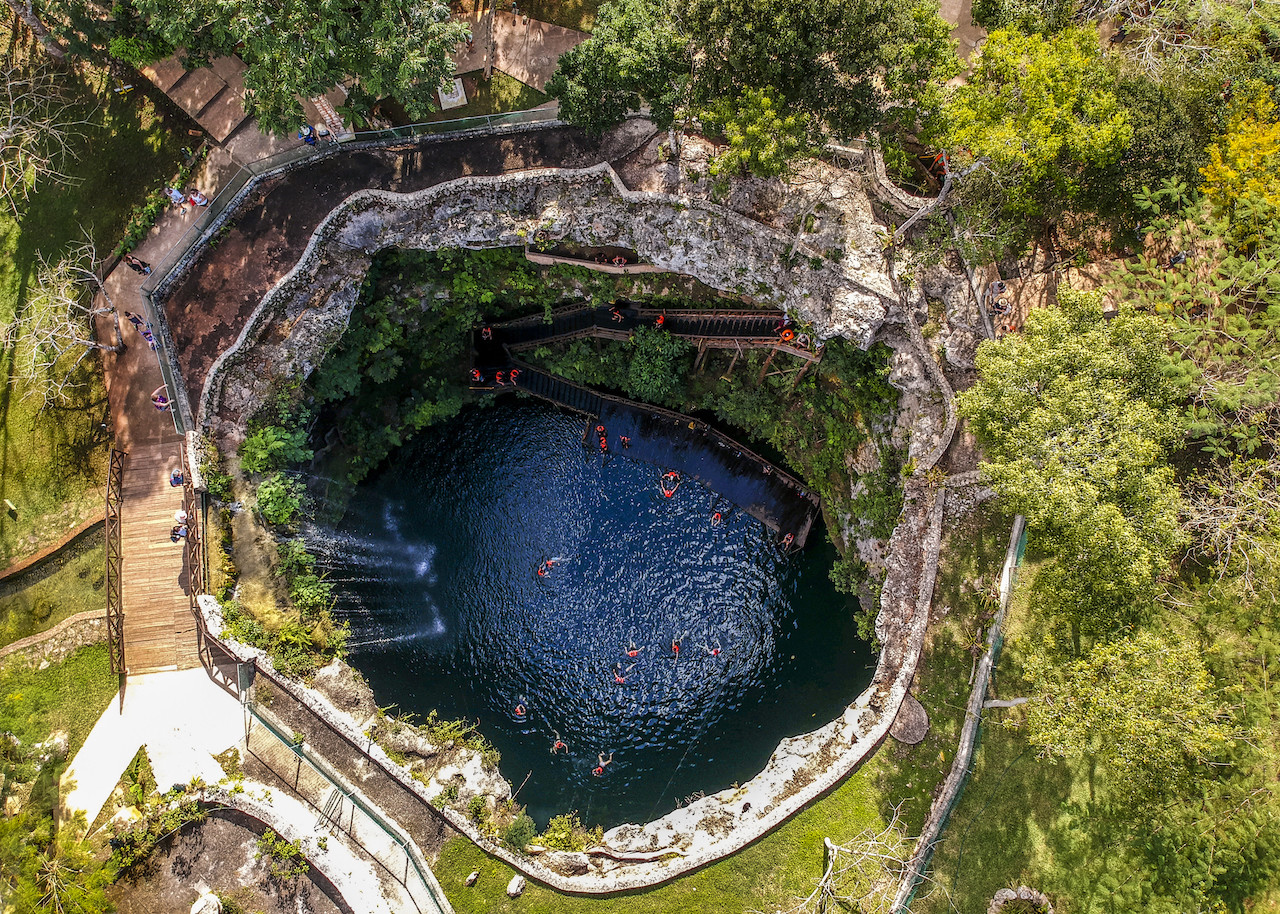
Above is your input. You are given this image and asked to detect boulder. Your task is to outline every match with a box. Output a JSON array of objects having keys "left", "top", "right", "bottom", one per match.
[
  {"left": 464, "top": 870, "right": 479, "bottom": 887},
  {"left": 506, "top": 874, "right": 526, "bottom": 898},
  {"left": 890, "top": 693, "right": 930, "bottom": 745},
  {"left": 190, "top": 891, "right": 222, "bottom": 914}
]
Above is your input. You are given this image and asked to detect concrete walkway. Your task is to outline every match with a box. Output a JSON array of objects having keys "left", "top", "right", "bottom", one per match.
[
  {"left": 60, "top": 668, "right": 243, "bottom": 827},
  {"left": 453, "top": 10, "right": 589, "bottom": 90}
]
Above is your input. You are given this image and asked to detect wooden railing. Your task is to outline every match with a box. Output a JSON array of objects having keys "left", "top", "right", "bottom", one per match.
[{"left": 105, "top": 448, "right": 126, "bottom": 676}]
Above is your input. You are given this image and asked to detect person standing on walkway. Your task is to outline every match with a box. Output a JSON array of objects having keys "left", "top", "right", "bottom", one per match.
[
  {"left": 187, "top": 189, "right": 209, "bottom": 207},
  {"left": 123, "top": 254, "right": 152, "bottom": 275},
  {"left": 164, "top": 186, "right": 186, "bottom": 208}
]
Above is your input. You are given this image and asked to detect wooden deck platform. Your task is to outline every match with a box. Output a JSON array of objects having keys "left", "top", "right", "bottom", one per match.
[{"left": 120, "top": 443, "right": 200, "bottom": 673}]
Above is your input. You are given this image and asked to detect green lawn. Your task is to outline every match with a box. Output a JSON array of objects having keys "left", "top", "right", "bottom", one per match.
[
  {"left": 0, "top": 642, "right": 116, "bottom": 758},
  {"left": 437, "top": 766, "right": 886, "bottom": 914},
  {"left": 0, "top": 538, "right": 104, "bottom": 649},
  {"left": 428, "top": 70, "right": 548, "bottom": 121},
  {"left": 0, "top": 60, "right": 189, "bottom": 566}
]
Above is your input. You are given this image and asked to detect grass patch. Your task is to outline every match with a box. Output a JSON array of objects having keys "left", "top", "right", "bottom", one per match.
[
  {"left": 425, "top": 70, "right": 548, "bottom": 121},
  {"left": 0, "top": 538, "right": 104, "bottom": 649},
  {"left": 505, "top": 0, "right": 600, "bottom": 32},
  {"left": 867, "top": 503, "right": 1016, "bottom": 839},
  {"left": 0, "top": 51, "right": 190, "bottom": 566},
  {"left": 437, "top": 766, "right": 886, "bottom": 914},
  {"left": 0, "top": 642, "right": 116, "bottom": 758}
]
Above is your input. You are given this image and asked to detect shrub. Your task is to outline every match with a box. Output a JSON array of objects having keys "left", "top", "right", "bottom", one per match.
[
  {"left": 255, "top": 828, "right": 309, "bottom": 883},
  {"left": 240, "top": 425, "right": 313, "bottom": 475},
  {"left": 257, "top": 473, "right": 303, "bottom": 526},
  {"left": 503, "top": 814, "right": 536, "bottom": 851},
  {"left": 535, "top": 813, "right": 601, "bottom": 851}
]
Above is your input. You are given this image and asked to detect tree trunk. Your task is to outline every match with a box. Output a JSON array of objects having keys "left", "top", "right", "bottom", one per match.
[{"left": 4, "top": 0, "right": 67, "bottom": 63}]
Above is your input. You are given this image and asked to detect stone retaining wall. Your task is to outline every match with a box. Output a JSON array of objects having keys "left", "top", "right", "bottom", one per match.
[{"left": 0, "top": 611, "right": 107, "bottom": 673}]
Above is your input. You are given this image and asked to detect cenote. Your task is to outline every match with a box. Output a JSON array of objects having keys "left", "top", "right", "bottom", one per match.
[{"left": 314, "top": 399, "right": 875, "bottom": 828}]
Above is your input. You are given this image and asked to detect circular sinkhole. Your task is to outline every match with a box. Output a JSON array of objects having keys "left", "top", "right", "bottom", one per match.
[{"left": 312, "top": 399, "right": 875, "bottom": 828}]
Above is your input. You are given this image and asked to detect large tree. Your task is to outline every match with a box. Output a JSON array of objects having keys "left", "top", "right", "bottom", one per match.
[
  {"left": 956, "top": 289, "right": 1185, "bottom": 635},
  {"left": 546, "top": 0, "right": 958, "bottom": 152},
  {"left": 942, "top": 26, "right": 1133, "bottom": 220},
  {"left": 133, "top": 0, "right": 467, "bottom": 132}
]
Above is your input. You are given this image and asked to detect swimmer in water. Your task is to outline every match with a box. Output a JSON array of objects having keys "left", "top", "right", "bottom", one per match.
[
  {"left": 592, "top": 752, "right": 614, "bottom": 776},
  {"left": 704, "top": 639, "right": 722, "bottom": 658},
  {"left": 550, "top": 731, "right": 567, "bottom": 754},
  {"left": 711, "top": 510, "right": 723, "bottom": 526},
  {"left": 619, "top": 435, "right": 631, "bottom": 448},
  {"left": 515, "top": 702, "right": 527, "bottom": 718},
  {"left": 782, "top": 532, "right": 795, "bottom": 549},
  {"left": 537, "top": 558, "right": 555, "bottom": 577},
  {"left": 671, "top": 633, "right": 686, "bottom": 657},
  {"left": 614, "top": 663, "right": 635, "bottom": 683},
  {"left": 626, "top": 640, "right": 643, "bottom": 659}
]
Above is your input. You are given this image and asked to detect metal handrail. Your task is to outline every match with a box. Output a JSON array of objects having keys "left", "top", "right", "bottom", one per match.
[
  {"left": 105, "top": 448, "right": 126, "bottom": 677},
  {"left": 245, "top": 695, "right": 450, "bottom": 914}
]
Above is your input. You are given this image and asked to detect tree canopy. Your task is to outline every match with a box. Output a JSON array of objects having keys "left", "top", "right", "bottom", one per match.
[
  {"left": 957, "top": 289, "right": 1185, "bottom": 634},
  {"left": 546, "top": 0, "right": 959, "bottom": 160},
  {"left": 1024, "top": 630, "right": 1232, "bottom": 798},
  {"left": 942, "top": 27, "right": 1133, "bottom": 219},
  {"left": 133, "top": 0, "right": 467, "bottom": 132}
]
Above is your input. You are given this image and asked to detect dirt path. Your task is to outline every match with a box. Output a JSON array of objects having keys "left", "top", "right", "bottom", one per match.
[{"left": 160, "top": 128, "right": 609, "bottom": 413}]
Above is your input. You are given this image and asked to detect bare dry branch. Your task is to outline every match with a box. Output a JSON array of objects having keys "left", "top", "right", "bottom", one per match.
[
  {"left": 0, "top": 62, "right": 93, "bottom": 217},
  {"left": 5, "top": 235, "right": 122, "bottom": 407}
]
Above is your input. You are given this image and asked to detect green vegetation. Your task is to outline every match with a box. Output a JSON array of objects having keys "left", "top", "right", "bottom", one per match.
[
  {"left": 0, "top": 540, "right": 103, "bottom": 649},
  {"left": 546, "top": 0, "right": 958, "bottom": 164},
  {"left": 437, "top": 763, "right": 887, "bottom": 913},
  {"left": 0, "top": 643, "right": 117, "bottom": 769},
  {"left": 0, "top": 645, "right": 118, "bottom": 913},
  {"left": 929, "top": 79, "right": 1280, "bottom": 907},
  {"left": 0, "top": 51, "right": 188, "bottom": 567},
  {"left": 131, "top": 0, "right": 467, "bottom": 132},
  {"left": 254, "top": 828, "right": 310, "bottom": 883},
  {"left": 420, "top": 71, "right": 548, "bottom": 121},
  {"left": 108, "top": 786, "right": 207, "bottom": 876}
]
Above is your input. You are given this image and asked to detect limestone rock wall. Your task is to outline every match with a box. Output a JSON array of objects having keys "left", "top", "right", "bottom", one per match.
[
  {"left": 186, "top": 152, "right": 965, "bottom": 893},
  {"left": 200, "top": 164, "right": 899, "bottom": 437}
]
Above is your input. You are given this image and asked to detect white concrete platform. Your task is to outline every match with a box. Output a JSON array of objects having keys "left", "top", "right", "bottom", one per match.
[{"left": 60, "top": 668, "right": 244, "bottom": 828}]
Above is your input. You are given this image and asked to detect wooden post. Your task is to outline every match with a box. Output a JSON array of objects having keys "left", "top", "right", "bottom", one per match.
[
  {"left": 694, "top": 341, "right": 707, "bottom": 372},
  {"left": 756, "top": 348, "right": 778, "bottom": 384},
  {"left": 722, "top": 346, "right": 740, "bottom": 381},
  {"left": 789, "top": 358, "right": 813, "bottom": 392}
]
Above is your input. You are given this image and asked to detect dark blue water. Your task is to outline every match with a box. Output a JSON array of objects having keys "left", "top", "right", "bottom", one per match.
[{"left": 315, "top": 400, "right": 874, "bottom": 827}]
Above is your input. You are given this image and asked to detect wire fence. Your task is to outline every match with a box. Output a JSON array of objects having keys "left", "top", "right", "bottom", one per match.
[{"left": 890, "top": 514, "right": 1027, "bottom": 913}]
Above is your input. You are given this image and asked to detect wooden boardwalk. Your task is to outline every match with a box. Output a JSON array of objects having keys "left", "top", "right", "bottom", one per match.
[{"left": 119, "top": 443, "right": 200, "bottom": 673}]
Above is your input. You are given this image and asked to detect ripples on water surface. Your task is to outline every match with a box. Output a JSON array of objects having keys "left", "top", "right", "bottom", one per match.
[{"left": 315, "top": 400, "right": 874, "bottom": 827}]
